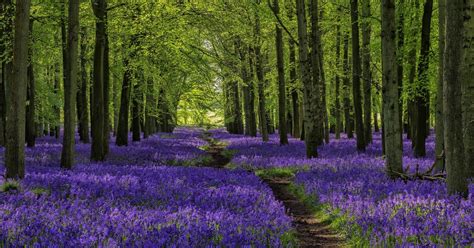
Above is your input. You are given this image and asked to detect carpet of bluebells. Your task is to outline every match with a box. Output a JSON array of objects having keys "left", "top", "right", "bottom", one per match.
[
  {"left": 213, "top": 129, "right": 474, "bottom": 247},
  {"left": 0, "top": 128, "right": 292, "bottom": 247}
]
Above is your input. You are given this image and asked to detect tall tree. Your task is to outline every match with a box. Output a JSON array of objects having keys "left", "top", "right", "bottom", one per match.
[
  {"left": 5, "top": 0, "right": 30, "bottom": 179},
  {"left": 255, "top": 11, "right": 269, "bottom": 141},
  {"left": 413, "top": 0, "right": 433, "bottom": 157},
  {"left": 381, "top": 0, "right": 403, "bottom": 178},
  {"left": 274, "top": 0, "right": 288, "bottom": 145},
  {"left": 60, "top": 0, "right": 79, "bottom": 169},
  {"left": 444, "top": 0, "right": 469, "bottom": 197},
  {"left": 435, "top": 0, "right": 445, "bottom": 172},
  {"left": 342, "top": 34, "right": 353, "bottom": 138},
  {"left": 0, "top": 0, "right": 7, "bottom": 147},
  {"left": 462, "top": 0, "right": 474, "bottom": 180},
  {"left": 350, "top": 0, "right": 366, "bottom": 151},
  {"left": 297, "top": 0, "right": 318, "bottom": 158},
  {"left": 334, "top": 14, "right": 342, "bottom": 140},
  {"left": 78, "top": 28, "right": 90, "bottom": 143},
  {"left": 25, "top": 19, "right": 35, "bottom": 147},
  {"left": 91, "top": 0, "right": 107, "bottom": 161},
  {"left": 247, "top": 46, "right": 257, "bottom": 137},
  {"left": 310, "top": 0, "right": 323, "bottom": 146},
  {"left": 288, "top": 3, "right": 300, "bottom": 139},
  {"left": 361, "top": 0, "right": 372, "bottom": 144}
]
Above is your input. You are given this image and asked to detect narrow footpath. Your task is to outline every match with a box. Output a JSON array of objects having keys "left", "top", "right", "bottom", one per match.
[{"left": 200, "top": 131, "right": 345, "bottom": 248}]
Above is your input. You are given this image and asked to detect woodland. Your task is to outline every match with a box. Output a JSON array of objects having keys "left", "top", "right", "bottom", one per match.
[{"left": 0, "top": 0, "right": 473, "bottom": 247}]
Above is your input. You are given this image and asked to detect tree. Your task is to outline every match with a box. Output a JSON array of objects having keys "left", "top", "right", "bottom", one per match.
[
  {"left": 361, "top": 0, "right": 372, "bottom": 144},
  {"left": 342, "top": 34, "right": 353, "bottom": 138},
  {"left": 297, "top": 0, "right": 318, "bottom": 158},
  {"left": 288, "top": 4, "right": 300, "bottom": 139},
  {"left": 5, "top": 0, "right": 30, "bottom": 179},
  {"left": 381, "top": 0, "right": 403, "bottom": 178},
  {"left": 334, "top": 14, "right": 342, "bottom": 140},
  {"left": 116, "top": 38, "right": 135, "bottom": 146},
  {"left": 435, "top": 0, "right": 445, "bottom": 172},
  {"left": 255, "top": 11, "right": 269, "bottom": 142},
  {"left": 444, "top": 0, "right": 468, "bottom": 197},
  {"left": 78, "top": 28, "right": 90, "bottom": 143},
  {"left": 274, "top": 0, "right": 288, "bottom": 145},
  {"left": 413, "top": 0, "right": 433, "bottom": 157},
  {"left": 310, "top": 0, "right": 323, "bottom": 147},
  {"left": 463, "top": 0, "right": 474, "bottom": 180},
  {"left": 91, "top": 0, "right": 108, "bottom": 161},
  {"left": 60, "top": 0, "right": 79, "bottom": 169},
  {"left": 350, "top": 0, "right": 365, "bottom": 151}
]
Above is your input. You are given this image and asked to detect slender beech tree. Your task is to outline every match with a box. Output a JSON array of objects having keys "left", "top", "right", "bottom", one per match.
[
  {"left": 444, "top": 0, "right": 469, "bottom": 197},
  {"left": 5, "top": 0, "right": 30, "bottom": 179},
  {"left": 274, "top": 0, "right": 288, "bottom": 145},
  {"left": 61, "top": 0, "right": 79, "bottom": 169},
  {"left": 435, "top": 0, "right": 445, "bottom": 172},
  {"left": 350, "top": 0, "right": 366, "bottom": 151},
  {"left": 25, "top": 19, "right": 35, "bottom": 147},
  {"left": 310, "top": 0, "right": 323, "bottom": 146},
  {"left": 413, "top": 0, "right": 433, "bottom": 157},
  {"left": 381, "top": 0, "right": 403, "bottom": 178},
  {"left": 334, "top": 14, "right": 342, "bottom": 140},
  {"left": 297, "top": 0, "right": 318, "bottom": 158},
  {"left": 116, "top": 37, "right": 136, "bottom": 146},
  {"left": 255, "top": 11, "right": 269, "bottom": 141},
  {"left": 462, "top": 0, "right": 474, "bottom": 180},
  {"left": 288, "top": 3, "right": 300, "bottom": 139},
  {"left": 91, "top": 0, "right": 107, "bottom": 161},
  {"left": 361, "top": 0, "right": 372, "bottom": 144},
  {"left": 78, "top": 28, "right": 89, "bottom": 143},
  {"left": 132, "top": 74, "right": 141, "bottom": 142},
  {"left": 0, "top": 0, "right": 7, "bottom": 147},
  {"left": 342, "top": 34, "right": 353, "bottom": 138}
]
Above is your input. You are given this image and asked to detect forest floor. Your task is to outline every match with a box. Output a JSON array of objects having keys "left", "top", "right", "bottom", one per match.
[{"left": 200, "top": 131, "right": 346, "bottom": 248}]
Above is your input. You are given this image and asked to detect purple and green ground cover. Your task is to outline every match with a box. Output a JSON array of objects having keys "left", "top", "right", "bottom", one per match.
[
  {"left": 212, "top": 129, "right": 474, "bottom": 247},
  {"left": 0, "top": 128, "right": 292, "bottom": 247}
]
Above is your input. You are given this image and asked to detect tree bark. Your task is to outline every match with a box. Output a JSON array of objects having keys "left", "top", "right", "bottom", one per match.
[
  {"left": 362, "top": 0, "right": 372, "bottom": 144},
  {"left": 288, "top": 4, "right": 300, "bottom": 139},
  {"left": 298, "top": 0, "right": 319, "bottom": 158},
  {"left": 342, "top": 34, "right": 353, "bottom": 138},
  {"left": 78, "top": 28, "right": 90, "bottom": 143},
  {"left": 91, "top": 0, "right": 107, "bottom": 161},
  {"left": 247, "top": 46, "right": 257, "bottom": 137},
  {"left": 274, "top": 0, "right": 288, "bottom": 145},
  {"left": 413, "top": 0, "right": 433, "bottom": 158},
  {"left": 444, "top": 0, "right": 468, "bottom": 197},
  {"left": 462, "top": 0, "right": 474, "bottom": 180},
  {"left": 381, "top": 0, "right": 403, "bottom": 178},
  {"left": 335, "top": 18, "right": 342, "bottom": 140},
  {"left": 5, "top": 0, "right": 30, "bottom": 179},
  {"left": 61, "top": 0, "right": 79, "bottom": 169},
  {"left": 25, "top": 19, "right": 35, "bottom": 147},
  {"left": 255, "top": 13, "right": 269, "bottom": 141},
  {"left": 350, "top": 0, "right": 366, "bottom": 151},
  {"left": 435, "top": 0, "right": 445, "bottom": 172},
  {"left": 131, "top": 77, "right": 141, "bottom": 142}
]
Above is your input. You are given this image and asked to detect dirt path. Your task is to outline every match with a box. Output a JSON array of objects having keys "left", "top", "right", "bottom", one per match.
[
  {"left": 200, "top": 132, "right": 345, "bottom": 247},
  {"left": 200, "top": 131, "right": 231, "bottom": 168},
  {"left": 263, "top": 178, "right": 345, "bottom": 248}
]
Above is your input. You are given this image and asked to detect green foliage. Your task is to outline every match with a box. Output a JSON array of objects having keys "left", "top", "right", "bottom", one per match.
[{"left": 0, "top": 180, "right": 20, "bottom": 193}]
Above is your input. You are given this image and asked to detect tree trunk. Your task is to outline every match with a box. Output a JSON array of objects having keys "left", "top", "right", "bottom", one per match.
[
  {"left": 103, "top": 27, "right": 110, "bottom": 154},
  {"left": 445, "top": 0, "right": 469, "bottom": 197},
  {"left": 25, "top": 19, "right": 35, "bottom": 147},
  {"left": 288, "top": 4, "right": 300, "bottom": 139},
  {"left": 462, "top": 0, "right": 474, "bottom": 180},
  {"left": 53, "top": 64, "right": 60, "bottom": 139},
  {"left": 397, "top": 0, "right": 405, "bottom": 142},
  {"left": 247, "top": 47, "right": 257, "bottom": 137},
  {"left": 335, "top": 14, "right": 342, "bottom": 140},
  {"left": 91, "top": 0, "right": 107, "bottom": 161},
  {"left": 298, "top": 0, "right": 319, "bottom": 158},
  {"left": 5, "top": 0, "right": 30, "bottom": 179},
  {"left": 132, "top": 79, "right": 141, "bottom": 142},
  {"left": 0, "top": 64, "right": 5, "bottom": 146},
  {"left": 343, "top": 34, "right": 353, "bottom": 138},
  {"left": 274, "top": 0, "right": 288, "bottom": 145},
  {"left": 61, "top": 0, "right": 79, "bottom": 169},
  {"left": 407, "top": 0, "right": 420, "bottom": 142},
  {"left": 255, "top": 14, "right": 269, "bottom": 141},
  {"left": 232, "top": 79, "right": 243, "bottom": 134},
  {"left": 435, "top": 0, "right": 445, "bottom": 172},
  {"left": 317, "top": 9, "right": 329, "bottom": 144},
  {"left": 362, "top": 0, "right": 372, "bottom": 144},
  {"left": 239, "top": 41, "right": 252, "bottom": 136},
  {"left": 381, "top": 0, "right": 403, "bottom": 178},
  {"left": 350, "top": 0, "right": 366, "bottom": 151},
  {"left": 413, "top": 0, "right": 433, "bottom": 158},
  {"left": 78, "top": 28, "right": 90, "bottom": 143},
  {"left": 0, "top": 1, "right": 8, "bottom": 147}
]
